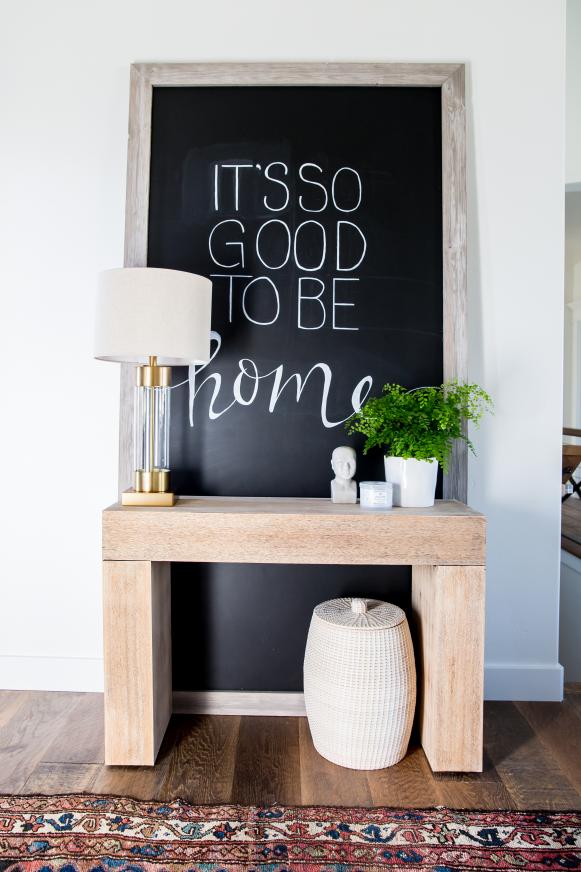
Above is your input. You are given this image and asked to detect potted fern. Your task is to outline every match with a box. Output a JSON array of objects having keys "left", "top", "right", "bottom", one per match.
[{"left": 346, "top": 382, "right": 492, "bottom": 507}]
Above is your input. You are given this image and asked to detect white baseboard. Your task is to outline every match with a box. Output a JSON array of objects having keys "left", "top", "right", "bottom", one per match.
[
  {"left": 484, "top": 662, "right": 564, "bottom": 701},
  {"left": 174, "top": 666, "right": 565, "bottom": 715},
  {"left": 0, "top": 657, "right": 564, "bottom": 703},
  {"left": 173, "top": 690, "right": 306, "bottom": 716},
  {"left": 0, "top": 655, "right": 104, "bottom": 692}
]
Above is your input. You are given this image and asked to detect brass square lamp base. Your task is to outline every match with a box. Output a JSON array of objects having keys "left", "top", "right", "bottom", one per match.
[{"left": 121, "top": 489, "right": 176, "bottom": 507}]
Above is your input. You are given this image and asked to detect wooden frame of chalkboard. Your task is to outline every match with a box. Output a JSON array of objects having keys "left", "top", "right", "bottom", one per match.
[{"left": 119, "top": 62, "right": 467, "bottom": 501}]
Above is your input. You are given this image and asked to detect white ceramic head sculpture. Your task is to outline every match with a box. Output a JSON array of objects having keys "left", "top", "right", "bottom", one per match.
[{"left": 331, "top": 445, "right": 357, "bottom": 504}]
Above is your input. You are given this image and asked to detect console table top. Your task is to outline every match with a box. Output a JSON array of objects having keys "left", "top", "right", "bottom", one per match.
[
  {"left": 105, "top": 496, "right": 483, "bottom": 517},
  {"left": 103, "top": 497, "right": 485, "bottom": 566}
]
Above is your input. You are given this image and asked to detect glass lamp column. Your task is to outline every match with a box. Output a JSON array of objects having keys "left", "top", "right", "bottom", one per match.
[{"left": 121, "top": 356, "right": 175, "bottom": 506}]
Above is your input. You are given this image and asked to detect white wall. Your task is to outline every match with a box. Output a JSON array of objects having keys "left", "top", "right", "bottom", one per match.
[
  {"left": 0, "top": 0, "right": 565, "bottom": 699},
  {"left": 567, "top": 0, "right": 581, "bottom": 187}
]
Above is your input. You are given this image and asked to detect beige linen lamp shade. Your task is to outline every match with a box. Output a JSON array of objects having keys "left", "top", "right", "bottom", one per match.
[{"left": 94, "top": 267, "right": 212, "bottom": 365}]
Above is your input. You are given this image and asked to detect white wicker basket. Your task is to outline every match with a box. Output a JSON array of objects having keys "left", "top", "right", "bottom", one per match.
[{"left": 303, "top": 597, "right": 416, "bottom": 769}]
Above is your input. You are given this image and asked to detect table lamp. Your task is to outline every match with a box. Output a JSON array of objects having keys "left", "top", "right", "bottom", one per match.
[{"left": 95, "top": 267, "right": 212, "bottom": 506}]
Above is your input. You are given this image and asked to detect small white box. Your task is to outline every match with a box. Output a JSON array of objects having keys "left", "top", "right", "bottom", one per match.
[{"left": 359, "top": 480, "right": 393, "bottom": 509}]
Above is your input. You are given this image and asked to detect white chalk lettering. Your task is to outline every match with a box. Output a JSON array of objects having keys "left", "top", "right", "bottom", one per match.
[
  {"left": 298, "top": 163, "right": 328, "bottom": 213},
  {"left": 332, "top": 277, "right": 359, "bottom": 330},
  {"left": 263, "top": 162, "right": 290, "bottom": 211},
  {"left": 336, "top": 220, "right": 367, "bottom": 271},
  {"left": 209, "top": 273, "right": 252, "bottom": 323},
  {"left": 256, "top": 219, "right": 291, "bottom": 270},
  {"left": 297, "top": 277, "right": 326, "bottom": 330},
  {"left": 332, "top": 166, "right": 362, "bottom": 213},
  {"left": 293, "top": 220, "right": 326, "bottom": 272},
  {"left": 233, "top": 358, "right": 261, "bottom": 406},
  {"left": 208, "top": 219, "right": 245, "bottom": 269},
  {"left": 188, "top": 332, "right": 236, "bottom": 424},
  {"left": 242, "top": 276, "right": 280, "bottom": 326},
  {"left": 220, "top": 163, "right": 254, "bottom": 211},
  {"left": 187, "top": 334, "right": 373, "bottom": 429}
]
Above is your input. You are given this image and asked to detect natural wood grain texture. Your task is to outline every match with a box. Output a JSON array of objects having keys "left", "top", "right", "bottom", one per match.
[
  {"left": 118, "top": 65, "right": 152, "bottom": 492},
  {"left": 434, "top": 778, "right": 515, "bottom": 810},
  {"left": 434, "top": 749, "right": 516, "bottom": 810},
  {"left": 2, "top": 692, "right": 581, "bottom": 809},
  {"left": 516, "top": 699, "right": 581, "bottom": 795},
  {"left": 103, "top": 498, "right": 485, "bottom": 565},
  {"left": 412, "top": 564, "right": 485, "bottom": 772},
  {"left": 562, "top": 444, "right": 581, "bottom": 481},
  {"left": 485, "top": 701, "right": 579, "bottom": 810},
  {"left": 92, "top": 765, "right": 169, "bottom": 800},
  {"left": 92, "top": 759, "right": 171, "bottom": 800},
  {"left": 120, "top": 61, "right": 467, "bottom": 500},
  {"left": 0, "top": 689, "right": 30, "bottom": 728},
  {"left": 108, "top": 496, "right": 482, "bottom": 516},
  {"left": 366, "top": 742, "right": 439, "bottom": 807},
  {"left": 41, "top": 692, "right": 104, "bottom": 764},
  {"left": 161, "top": 715, "right": 240, "bottom": 804},
  {"left": 103, "top": 560, "right": 171, "bottom": 765},
  {"left": 124, "top": 65, "right": 152, "bottom": 272},
  {"left": 103, "top": 499, "right": 485, "bottom": 767},
  {"left": 441, "top": 64, "right": 467, "bottom": 503},
  {"left": 231, "top": 716, "right": 301, "bottom": 805},
  {"left": 561, "top": 535, "right": 581, "bottom": 558},
  {"left": 173, "top": 691, "right": 306, "bottom": 716},
  {"left": 299, "top": 718, "right": 372, "bottom": 806},
  {"left": 567, "top": 690, "right": 581, "bottom": 726},
  {"left": 92, "top": 716, "right": 179, "bottom": 800},
  {"left": 23, "top": 763, "right": 100, "bottom": 793},
  {"left": 137, "top": 62, "right": 463, "bottom": 88},
  {"left": 0, "top": 692, "right": 81, "bottom": 792}
]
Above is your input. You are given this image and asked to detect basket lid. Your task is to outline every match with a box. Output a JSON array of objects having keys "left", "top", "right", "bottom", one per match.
[{"left": 313, "top": 597, "right": 406, "bottom": 629}]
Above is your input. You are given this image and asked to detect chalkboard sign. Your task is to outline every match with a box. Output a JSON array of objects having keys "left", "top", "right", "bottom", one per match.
[
  {"left": 123, "top": 64, "right": 467, "bottom": 692},
  {"left": 148, "top": 85, "right": 443, "bottom": 497}
]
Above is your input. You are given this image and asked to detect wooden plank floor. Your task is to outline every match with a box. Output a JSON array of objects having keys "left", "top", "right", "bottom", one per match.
[{"left": 1, "top": 688, "right": 581, "bottom": 809}]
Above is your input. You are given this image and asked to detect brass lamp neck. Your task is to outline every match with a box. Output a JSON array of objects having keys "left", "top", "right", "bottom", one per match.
[{"left": 136, "top": 356, "right": 172, "bottom": 388}]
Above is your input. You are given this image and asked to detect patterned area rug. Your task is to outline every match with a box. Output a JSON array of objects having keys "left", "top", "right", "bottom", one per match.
[{"left": 0, "top": 794, "right": 579, "bottom": 871}]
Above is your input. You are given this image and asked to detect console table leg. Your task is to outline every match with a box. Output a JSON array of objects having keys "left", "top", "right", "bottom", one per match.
[
  {"left": 103, "top": 560, "right": 172, "bottom": 766},
  {"left": 411, "top": 564, "right": 485, "bottom": 772}
]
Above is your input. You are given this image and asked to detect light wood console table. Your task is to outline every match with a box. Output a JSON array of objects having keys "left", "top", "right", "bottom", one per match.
[{"left": 102, "top": 497, "right": 485, "bottom": 772}]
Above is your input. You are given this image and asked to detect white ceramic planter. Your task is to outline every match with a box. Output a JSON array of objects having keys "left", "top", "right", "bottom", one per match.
[{"left": 384, "top": 456, "right": 438, "bottom": 507}]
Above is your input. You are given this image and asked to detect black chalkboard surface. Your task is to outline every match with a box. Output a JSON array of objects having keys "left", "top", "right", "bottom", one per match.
[{"left": 147, "top": 85, "right": 443, "bottom": 691}]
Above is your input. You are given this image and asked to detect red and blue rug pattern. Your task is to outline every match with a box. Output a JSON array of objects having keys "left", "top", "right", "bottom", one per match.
[{"left": 0, "top": 794, "right": 579, "bottom": 871}]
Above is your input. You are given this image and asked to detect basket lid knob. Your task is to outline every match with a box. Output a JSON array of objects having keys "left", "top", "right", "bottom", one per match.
[{"left": 351, "top": 598, "right": 368, "bottom": 614}]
